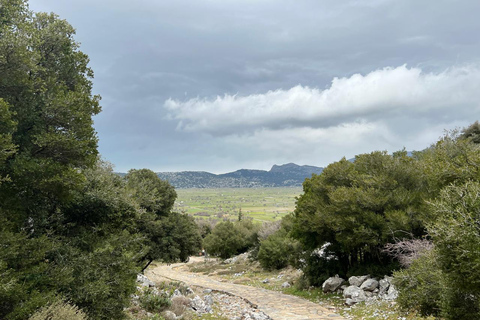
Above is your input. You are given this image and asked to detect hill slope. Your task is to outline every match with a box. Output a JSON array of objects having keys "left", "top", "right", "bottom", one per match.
[{"left": 155, "top": 163, "right": 323, "bottom": 188}]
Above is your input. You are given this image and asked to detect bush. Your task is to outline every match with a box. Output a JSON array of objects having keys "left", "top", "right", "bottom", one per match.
[
  {"left": 394, "top": 249, "right": 443, "bottom": 316},
  {"left": 139, "top": 288, "right": 171, "bottom": 313},
  {"left": 257, "top": 229, "right": 301, "bottom": 270},
  {"left": 203, "top": 219, "right": 259, "bottom": 259},
  {"left": 29, "top": 299, "right": 87, "bottom": 320},
  {"left": 428, "top": 182, "right": 480, "bottom": 319}
]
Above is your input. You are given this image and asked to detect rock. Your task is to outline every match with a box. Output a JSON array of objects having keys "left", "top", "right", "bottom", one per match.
[
  {"left": 203, "top": 289, "right": 212, "bottom": 294},
  {"left": 281, "top": 282, "right": 291, "bottom": 288},
  {"left": 162, "top": 310, "right": 177, "bottom": 320},
  {"left": 136, "top": 274, "right": 155, "bottom": 287},
  {"left": 190, "top": 295, "right": 207, "bottom": 313},
  {"left": 345, "top": 298, "right": 356, "bottom": 306},
  {"left": 186, "top": 287, "right": 194, "bottom": 295},
  {"left": 360, "top": 279, "right": 379, "bottom": 292},
  {"left": 348, "top": 275, "right": 370, "bottom": 287},
  {"left": 322, "top": 275, "right": 345, "bottom": 293},
  {"left": 340, "top": 285, "right": 348, "bottom": 291},
  {"left": 343, "top": 285, "right": 367, "bottom": 304},
  {"left": 173, "top": 289, "right": 183, "bottom": 297},
  {"left": 204, "top": 294, "right": 213, "bottom": 305},
  {"left": 379, "top": 278, "right": 390, "bottom": 296},
  {"left": 364, "top": 291, "right": 374, "bottom": 297},
  {"left": 262, "top": 278, "right": 269, "bottom": 284},
  {"left": 385, "top": 284, "right": 398, "bottom": 300}
]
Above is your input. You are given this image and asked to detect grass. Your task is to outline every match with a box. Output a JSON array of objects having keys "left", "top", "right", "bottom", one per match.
[{"left": 174, "top": 187, "right": 302, "bottom": 222}]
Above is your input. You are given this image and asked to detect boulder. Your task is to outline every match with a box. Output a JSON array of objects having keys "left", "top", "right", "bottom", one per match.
[
  {"left": 204, "top": 294, "right": 213, "bottom": 306},
  {"left": 343, "top": 285, "right": 367, "bottom": 304},
  {"left": 190, "top": 295, "right": 207, "bottom": 313},
  {"left": 348, "top": 275, "right": 370, "bottom": 287},
  {"left": 137, "top": 274, "right": 155, "bottom": 287},
  {"left": 360, "top": 279, "right": 379, "bottom": 292},
  {"left": 385, "top": 284, "right": 398, "bottom": 300},
  {"left": 379, "top": 278, "right": 390, "bottom": 295},
  {"left": 322, "top": 275, "right": 345, "bottom": 293}
]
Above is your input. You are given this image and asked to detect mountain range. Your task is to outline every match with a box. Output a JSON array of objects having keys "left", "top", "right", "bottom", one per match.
[{"left": 154, "top": 163, "right": 324, "bottom": 188}]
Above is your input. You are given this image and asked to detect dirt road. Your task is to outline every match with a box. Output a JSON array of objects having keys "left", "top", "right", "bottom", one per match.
[{"left": 146, "top": 258, "right": 344, "bottom": 320}]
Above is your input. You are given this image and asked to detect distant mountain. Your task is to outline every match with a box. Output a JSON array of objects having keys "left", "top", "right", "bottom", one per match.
[{"left": 155, "top": 163, "right": 324, "bottom": 188}]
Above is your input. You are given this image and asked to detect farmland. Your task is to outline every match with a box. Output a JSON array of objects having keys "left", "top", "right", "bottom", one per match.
[{"left": 174, "top": 187, "right": 303, "bottom": 222}]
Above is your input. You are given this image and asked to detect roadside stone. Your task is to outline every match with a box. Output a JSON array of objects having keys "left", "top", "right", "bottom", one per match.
[
  {"left": 173, "top": 289, "right": 183, "bottom": 297},
  {"left": 385, "top": 284, "right": 398, "bottom": 300},
  {"left": 190, "top": 295, "right": 208, "bottom": 313},
  {"left": 137, "top": 274, "right": 155, "bottom": 287},
  {"left": 262, "top": 278, "right": 269, "bottom": 283},
  {"left": 204, "top": 294, "right": 213, "bottom": 305},
  {"left": 322, "top": 275, "right": 345, "bottom": 293},
  {"left": 360, "top": 279, "right": 379, "bottom": 292},
  {"left": 281, "top": 281, "right": 291, "bottom": 288},
  {"left": 348, "top": 275, "right": 369, "bottom": 287},
  {"left": 343, "top": 286, "right": 367, "bottom": 304}
]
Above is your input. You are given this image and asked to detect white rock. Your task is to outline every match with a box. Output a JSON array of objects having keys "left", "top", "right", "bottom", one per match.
[
  {"left": 322, "top": 275, "right": 345, "bottom": 293},
  {"left": 360, "top": 279, "right": 379, "bottom": 292},
  {"left": 348, "top": 275, "right": 370, "bottom": 287},
  {"left": 343, "top": 285, "right": 367, "bottom": 304},
  {"left": 136, "top": 274, "right": 155, "bottom": 287},
  {"left": 281, "top": 282, "right": 291, "bottom": 288}
]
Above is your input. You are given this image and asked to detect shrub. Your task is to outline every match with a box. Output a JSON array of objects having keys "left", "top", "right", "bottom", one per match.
[
  {"left": 139, "top": 288, "right": 171, "bottom": 313},
  {"left": 29, "top": 299, "right": 87, "bottom": 320},
  {"left": 257, "top": 229, "right": 301, "bottom": 270},
  {"left": 203, "top": 219, "right": 260, "bottom": 259},
  {"left": 394, "top": 249, "right": 443, "bottom": 316}
]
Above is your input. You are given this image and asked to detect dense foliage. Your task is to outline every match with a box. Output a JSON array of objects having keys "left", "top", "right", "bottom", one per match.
[
  {"left": 291, "top": 150, "right": 426, "bottom": 278},
  {"left": 0, "top": 2, "right": 201, "bottom": 319},
  {"left": 203, "top": 219, "right": 260, "bottom": 259}
]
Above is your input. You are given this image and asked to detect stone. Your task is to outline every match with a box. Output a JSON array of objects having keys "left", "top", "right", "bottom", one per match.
[
  {"left": 203, "top": 289, "right": 212, "bottom": 294},
  {"left": 190, "top": 295, "right": 207, "bottom": 313},
  {"left": 204, "top": 294, "right": 213, "bottom": 305},
  {"left": 343, "top": 285, "right": 367, "bottom": 304},
  {"left": 385, "top": 284, "right": 398, "bottom": 300},
  {"left": 186, "top": 287, "right": 194, "bottom": 295},
  {"left": 162, "top": 310, "right": 177, "bottom": 320},
  {"left": 348, "top": 275, "right": 370, "bottom": 287},
  {"left": 322, "top": 275, "right": 345, "bottom": 293},
  {"left": 281, "top": 281, "right": 291, "bottom": 288},
  {"left": 379, "top": 278, "right": 390, "bottom": 296},
  {"left": 173, "top": 289, "right": 183, "bottom": 297},
  {"left": 136, "top": 274, "right": 155, "bottom": 287},
  {"left": 360, "top": 279, "right": 379, "bottom": 291},
  {"left": 262, "top": 278, "right": 269, "bottom": 284}
]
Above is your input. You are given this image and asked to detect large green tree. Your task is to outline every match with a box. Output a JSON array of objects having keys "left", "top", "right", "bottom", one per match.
[
  {"left": 0, "top": 2, "right": 159, "bottom": 319},
  {"left": 292, "top": 150, "right": 427, "bottom": 278}
]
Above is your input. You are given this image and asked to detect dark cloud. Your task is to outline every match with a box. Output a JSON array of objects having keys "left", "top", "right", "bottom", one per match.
[{"left": 29, "top": 0, "right": 480, "bottom": 172}]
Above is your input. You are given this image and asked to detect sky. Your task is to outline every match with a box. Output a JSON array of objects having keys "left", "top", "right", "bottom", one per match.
[{"left": 29, "top": 0, "right": 480, "bottom": 173}]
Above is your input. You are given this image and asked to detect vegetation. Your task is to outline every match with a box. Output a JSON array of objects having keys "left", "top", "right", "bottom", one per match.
[
  {"left": 203, "top": 219, "right": 260, "bottom": 259},
  {"left": 174, "top": 187, "right": 301, "bottom": 222},
  {"left": 0, "top": 1, "right": 201, "bottom": 319}
]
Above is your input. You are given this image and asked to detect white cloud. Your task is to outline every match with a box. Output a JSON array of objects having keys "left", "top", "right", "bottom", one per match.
[{"left": 164, "top": 65, "right": 480, "bottom": 136}]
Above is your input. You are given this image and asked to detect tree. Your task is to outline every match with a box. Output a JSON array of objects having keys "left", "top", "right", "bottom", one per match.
[
  {"left": 0, "top": 0, "right": 101, "bottom": 235},
  {"left": 292, "top": 151, "right": 427, "bottom": 278},
  {"left": 125, "top": 169, "right": 201, "bottom": 271},
  {"left": 428, "top": 182, "right": 480, "bottom": 319}
]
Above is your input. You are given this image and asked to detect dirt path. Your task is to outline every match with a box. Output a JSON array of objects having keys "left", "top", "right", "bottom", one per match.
[{"left": 146, "top": 259, "right": 344, "bottom": 320}]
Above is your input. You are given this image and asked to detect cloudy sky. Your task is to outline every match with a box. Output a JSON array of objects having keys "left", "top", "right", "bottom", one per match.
[{"left": 29, "top": 0, "right": 480, "bottom": 173}]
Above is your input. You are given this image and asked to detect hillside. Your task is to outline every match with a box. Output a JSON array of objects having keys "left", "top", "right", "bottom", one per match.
[{"left": 155, "top": 163, "right": 323, "bottom": 188}]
